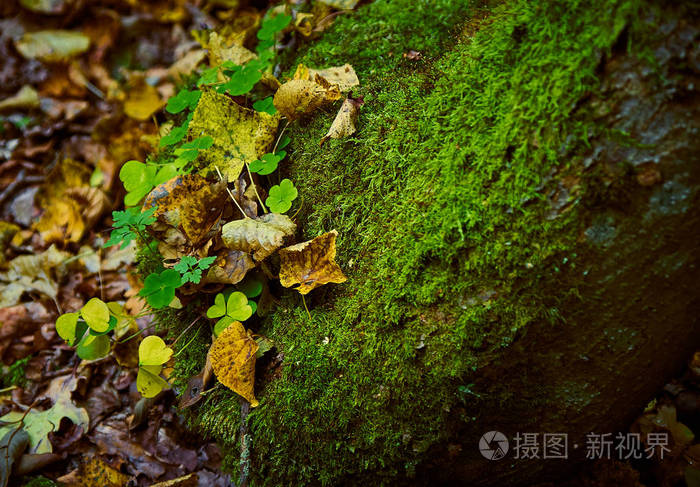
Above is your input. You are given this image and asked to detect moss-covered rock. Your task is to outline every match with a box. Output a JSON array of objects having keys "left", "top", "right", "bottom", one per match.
[{"left": 171, "top": 0, "right": 700, "bottom": 485}]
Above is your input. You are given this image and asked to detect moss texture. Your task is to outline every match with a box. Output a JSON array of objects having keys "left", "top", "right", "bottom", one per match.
[{"left": 170, "top": 0, "right": 654, "bottom": 484}]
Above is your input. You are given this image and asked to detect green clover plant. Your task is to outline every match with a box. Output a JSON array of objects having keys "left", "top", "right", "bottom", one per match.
[
  {"left": 266, "top": 179, "right": 298, "bottom": 213},
  {"left": 55, "top": 298, "right": 117, "bottom": 361},
  {"left": 139, "top": 269, "right": 183, "bottom": 309},
  {"left": 207, "top": 291, "right": 253, "bottom": 335},
  {"left": 136, "top": 335, "right": 173, "bottom": 398}
]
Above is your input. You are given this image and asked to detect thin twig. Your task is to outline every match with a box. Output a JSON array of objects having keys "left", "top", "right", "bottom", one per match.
[
  {"left": 245, "top": 162, "right": 268, "bottom": 214},
  {"left": 272, "top": 120, "right": 290, "bottom": 154},
  {"left": 290, "top": 193, "right": 304, "bottom": 220},
  {"left": 215, "top": 165, "right": 250, "bottom": 219}
]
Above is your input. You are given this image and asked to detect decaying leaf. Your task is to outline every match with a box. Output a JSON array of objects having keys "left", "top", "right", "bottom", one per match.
[
  {"left": 317, "top": 0, "right": 360, "bottom": 9},
  {"left": 294, "top": 63, "right": 359, "bottom": 92},
  {"left": 189, "top": 89, "right": 279, "bottom": 182},
  {"left": 320, "top": 94, "right": 364, "bottom": 146},
  {"left": 168, "top": 49, "right": 207, "bottom": 82},
  {"left": 221, "top": 213, "right": 296, "bottom": 262},
  {"left": 0, "top": 245, "right": 70, "bottom": 308},
  {"left": 143, "top": 174, "right": 228, "bottom": 247},
  {"left": 123, "top": 76, "right": 165, "bottom": 121},
  {"left": 204, "top": 249, "right": 256, "bottom": 285},
  {"left": 209, "top": 320, "right": 259, "bottom": 406},
  {"left": 56, "top": 456, "right": 130, "bottom": 487},
  {"left": 14, "top": 30, "right": 90, "bottom": 62},
  {"left": 0, "top": 375, "right": 89, "bottom": 454},
  {"left": 279, "top": 230, "right": 347, "bottom": 294},
  {"left": 207, "top": 32, "right": 257, "bottom": 67},
  {"left": 273, "top": 78, "right": 341, "bottom": 121},
  {"left": 0, "top": 85, "right": 40, "bottom": 112}
]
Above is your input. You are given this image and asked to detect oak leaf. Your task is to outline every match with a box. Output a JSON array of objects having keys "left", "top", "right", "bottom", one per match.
[
  {"left": 209, "top": 320, "right": 259, "bottom": 406},
  {"left": 221, "top": 213, "right": 296, "bottom": 262},
  {"left": 279, "top": 230, "right": 347, "bottom": 294}
]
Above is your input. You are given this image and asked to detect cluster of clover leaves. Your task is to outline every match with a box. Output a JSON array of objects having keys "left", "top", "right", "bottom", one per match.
[{"left": 52, "top": 12, "right": 296, "bottom": 399}]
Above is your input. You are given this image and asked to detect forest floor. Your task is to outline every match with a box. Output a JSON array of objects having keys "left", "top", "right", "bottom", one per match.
[{"left": 0, "top": 0, "right": 699, "bottom": 486}]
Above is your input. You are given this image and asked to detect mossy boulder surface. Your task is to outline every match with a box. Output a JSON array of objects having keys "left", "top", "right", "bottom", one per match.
[{"left": 171, "top": 0, "right": 700, "bottom": 485}]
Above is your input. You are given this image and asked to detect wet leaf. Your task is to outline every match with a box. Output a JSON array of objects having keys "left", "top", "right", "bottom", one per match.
[
  {"left": 0, "top": 375, "right": 89, "bottom": 454},
  {"left": 209, "top": 320, "right": 259, "bottom": 406},
  {"left": 204, "top": 250, "right": 255, "bottom": 285},
  {"left": 279, "top": 230, "right": 347, "bottom": 294},
  {"left": 273, "top": 78, "right": 341, "bottom": 120},
  {"left": 143, "top": 174, "right": 227, "bottom": 247},
  {"left": 0, "top": 429, "right": 29, "bottom": 487},
  {"left": 320, "top": 94, "right": 364, "bottom": 146},
  {"left": 14, "top": 30, "right": 90, "bottom": 62},
  {"left": 189, "top": 89, "right": 280, "bottom": 182},
  {"left": 221, "top": 213, "right": 296, "bottom": 262},
  {"left": 266, "top": 179, "right": 298, "bottom": 213}
]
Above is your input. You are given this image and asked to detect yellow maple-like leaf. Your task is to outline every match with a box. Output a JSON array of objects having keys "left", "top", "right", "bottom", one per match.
[
  {"left": 190, "top": 89, "right": 279, "bottom": 182},
  {"left": 320, "top": 94, "right": 364, "bottom": 146},
  {"left": 278, "top": 230, "right": 347, "bottom": 295},
  {"left": 209, "top": 320, "right": 259, "bottom": 406},
  {"left": 273, "top": 78, "right": 341, "bottom": 121}
]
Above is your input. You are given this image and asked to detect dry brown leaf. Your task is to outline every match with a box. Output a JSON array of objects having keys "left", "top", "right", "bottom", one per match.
[
  {"left": 64, "top": 186, "right": 111, "bottom": 228},
  {"left": 279, "top": 230, "right": 347, "bottom": 294},
  {"left": 207, "top": 32, "right": 257, "bottom": 66},
  {"left": 273, "top": 78, "right": 341, "bottom": 121},
  {"left": 168, "top": 49, "right": 207, "bottom": 81},
  {"left": 294, "top": 63, "right": 359, "bottom": 92},
  {"left": 143, "top": 174, "right": 228, "bottom": 247},
  {"left": 221, "top": 213, "right": 296, "bottom": 262},
  {"left": 204, "top": 249, "right": 256, "bottom": 285},
  {"left": 209, "top": 320, "right": 259, "bottom": 406},
  {"left": 320, "top": 94, "right": 364, "bottom": 146}
]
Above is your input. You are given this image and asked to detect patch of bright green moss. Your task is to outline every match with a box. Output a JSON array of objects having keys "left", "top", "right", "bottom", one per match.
[{"left": 176, "top": 0, "right": 646, "bottom": 484}]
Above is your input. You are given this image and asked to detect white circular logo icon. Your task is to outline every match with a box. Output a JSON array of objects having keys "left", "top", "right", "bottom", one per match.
[{"left": 479, "top": 431, "right": 509, "bottom": 460}]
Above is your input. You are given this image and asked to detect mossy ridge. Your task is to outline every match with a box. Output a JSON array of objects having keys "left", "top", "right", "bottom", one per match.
[{"left": 178, "top": 0, "right": 647, "bottom": 485}]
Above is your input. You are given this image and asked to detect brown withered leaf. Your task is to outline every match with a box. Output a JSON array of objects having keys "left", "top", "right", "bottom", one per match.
[
  {"left": 150, "top": 473, "right": 199, "bottom": 487},
  {"left": 273, "top": 78, "right": 341, "bottom": 121},
  {"left": 320, "top": 94, "right": 364, "bottom": 146},
  {"left": 143, "top": 174, "right": 227, "bottom": 247},
  {"left": 221, "top": 213, "right": 296, "bottom": 262},
  {"left": 279, "top": 230, "right": 347, "bottom": 294},
  {"left": 64, "top": 186, "right": 111, "bottom": 228},
  {"left": 56, "top": 456, "right": 130, "bottom": 487},
  {"left": 293, "top": 63, "right": 359, "bottom": 92},
  {"left": 209, "top": 320, "right": 259, "bottom": 407},
  {"left": 207, "top": 32, "right": 257, "bottom": 67},
  {"left": 204, "top": 249, "right": 255, "bottom": 286}
]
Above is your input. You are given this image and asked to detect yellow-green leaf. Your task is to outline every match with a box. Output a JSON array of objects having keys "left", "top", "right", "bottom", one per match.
[
  {"left": 14, "top": 30, "right": 90, "bottom": 62},
  {"left": 80, "top": 297, "right": 110, "bottom": 333}
]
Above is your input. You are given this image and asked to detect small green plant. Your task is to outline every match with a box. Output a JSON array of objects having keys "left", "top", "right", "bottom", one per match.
[
  {"left": 104, "top": 207, "right": 156, "bottom": 249},
  {"left": 173, "top": 255, "right": 217, "bottom": 284},
  {"left": 139, "top": 269, "right": 183, "bottom": 308},
  {"left": 253, "top": 96, "right": 276, "bottom": 115},
  {"left": 55, "top": 298, "right": 117, "bottom": 360},
  {"left": 207, "top": 291, "right": 253, "bottom": 335},
  {"left": 266, "top": 179, "right": 298, "bottom": 213},
  {"left": 136, "top": 335, "right": 173, "bottom": 398},
  {"left": 119, "top": 160, "right": 178, "bottom": 206},
  {"left": 172, "top": 136, "right": 214, "bottom": 168},
  {"left": 166, "top": 88, "right": 201, "bottom": 114}
]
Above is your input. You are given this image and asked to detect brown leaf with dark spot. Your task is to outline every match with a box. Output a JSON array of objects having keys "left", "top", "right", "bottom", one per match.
[
  {"left": 204, "top": 249, "right": 255, "bottom": 286},
  {"left": 278, "top": 230, "right": 347, "bottom": 295}
]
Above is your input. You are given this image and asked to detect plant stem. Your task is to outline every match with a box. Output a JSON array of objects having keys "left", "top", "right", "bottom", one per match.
[
  {"left": 301, "top": 294, "right": 311, "bottom": 320},
  {"left": 246, "top": 162, "right": 268, "bottom": 213},
  {"left": 291, "top": 193, "right": 304, "bottom": 220},
  {"left": 215, "top": 165, "right": 250, "bottom": 219},
  {"left": 272, "top": 119, "right": 290, "bottom": 154}
]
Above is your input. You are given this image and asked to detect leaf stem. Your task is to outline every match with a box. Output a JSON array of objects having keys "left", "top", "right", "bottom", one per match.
[
  {"left": 245, "top": 162, "right": 268, "bottom": 214},
  {"left": 215, "top": 165, "right": 250, "bottom": 219},
  {"left": 272, "top": 119, "right": 290, "bottom": 154},
  {"left": 290, "top": 193, "right": 304, "bottom": 220},
  {"left": 301, "top": 294, "right": 311, "bottom": 321}
]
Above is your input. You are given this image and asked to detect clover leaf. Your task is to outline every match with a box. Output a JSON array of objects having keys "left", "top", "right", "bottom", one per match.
[
  {"left": 207, "top": 291, "right": 253, "bottom": 335},
  {"left": 81, "top": 298, "right": 110, "bottom": 333},
  {"left": 160, "top": 117, "right": 191, "bottom": 147},
  {"left": 237, "top": 277, "right": 262, "bottom": 298},
  {"left": 55, "top": 312, "right": 85, "bottom": 347},
  {"left": 173, "top": 255, "right": 216, "bottom": 284},
  {"left": 266, "top": 179, "right": 298, "bottom": 213},
  {"left": 139, "top": 269, "right": 182, "bottom": 309},
  {"left": 220, "top": 65, "right": 263, "bottom": 96},
  {"left": 119, "top": 161, "right": 177, "bottom": 206},
  {"left": 76, "top": 334, "right": 110, "bottom": 361},
  {"left": 138, "top": 335, "right": 173, "bottom": 366},
  {"left": 253, "top": 97, "right": 277, "bottom": 115},
  {"left": 249, "top": 152, "right": 285, "bottom": 175},
  {"left": 166, "top": 89, "right": 201, "bottom": 114},
  {"left": 257, "top": 13, "right": 292, "bottom": 41},
  {"left": 173, "top": 136, "right": 214, "bottom": 167}
]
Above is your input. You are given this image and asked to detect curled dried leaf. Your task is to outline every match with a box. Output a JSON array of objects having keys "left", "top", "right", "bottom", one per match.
[
  {"left": 320, "top": 94, "right": 364, "bottom": 146},
  {"left": 293, "top": 63, "right": 359, "bottom": 92},
  {"left": 209, "top": 321, "right": 259, "bottom": 406},
  {"left": 221, "top": 213, "right": 296, "bottom": 262},
  {"left": 279, "top": 230, "right": 347, "bottom": 294}
]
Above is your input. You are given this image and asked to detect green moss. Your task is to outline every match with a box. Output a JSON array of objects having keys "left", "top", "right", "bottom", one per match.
[
  {"left": 1, "top": 355, "right": 30, "bottom": 388},
  {"left": 172, "top": 0, "right": 649, "bottom": 484}
]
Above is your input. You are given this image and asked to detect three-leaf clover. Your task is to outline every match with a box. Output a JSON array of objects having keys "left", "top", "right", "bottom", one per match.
[
  {"left": 139, "top": 269, "right": 182, "bottom": 309},
  {"left": 136, "top": 336, "right": 173, "bottom": 398},
  {"left": 257, "top": 13, "right": 292, "bottom": 41},
  {"left": 166, "top": 89, "right": 201, "bottom": 114},
  {"left": 173, "top": 136, "right": 214, "bottom": 168},
  {"left": 160, "top": 115, "right": 191, "bottom": 147},
  {"left": 249, "top": 152, "right": 286, "bottom": 175},
  {"left": 173, "top": 255, "right": 217, "bottom": 284},
  {"left": 253, "top": 97, "right": 276, "bottom": 115},
  {"left": 266, "top": 179, "right": 298, "bottom": 213},
  {"left": 104, "top": 207, "right": 156, "bottom": 249},
  {"left": 207, "top": 291, "right": 253, "bottom": 335},
  {"left": 119, "top": 160, "right": 177, "bottom": 206}
]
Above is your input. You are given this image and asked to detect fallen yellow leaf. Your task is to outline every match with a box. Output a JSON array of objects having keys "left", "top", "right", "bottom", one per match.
[
  {"left": 320, "top": 94, "right": 364, "bottom": 146},
  {"left": 279, "top": 230, "right": 347, "bottom": 294},
  {"left": 209, "top": 320, "right": 259, "bottom": 406},
  {"left": 273, "top": 78, "right": 341, "bottom": 121}
]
